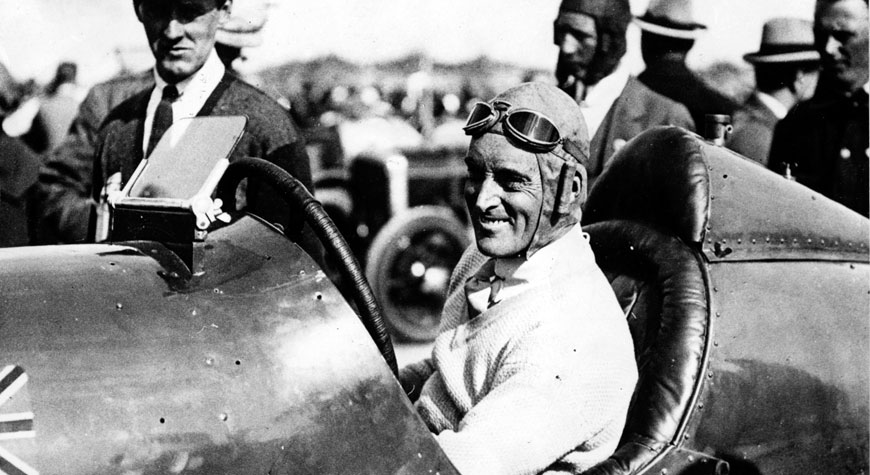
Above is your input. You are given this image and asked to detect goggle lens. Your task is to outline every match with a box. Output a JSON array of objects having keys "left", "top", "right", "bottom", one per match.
[
  {"left": 464, "top": 102, "right": 497, "bottom": 132},
  {"left": 504, "top": 110, "right": 561, "bottom": 146}
]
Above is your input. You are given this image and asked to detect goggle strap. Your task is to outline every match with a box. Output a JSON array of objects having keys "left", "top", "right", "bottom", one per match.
[{"left": 561, "top": 138, "right": 589, "bottom": 167}]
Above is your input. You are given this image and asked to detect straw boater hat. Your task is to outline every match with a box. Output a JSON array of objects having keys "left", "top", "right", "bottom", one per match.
[
  {"left": 743, "top": 18, "right": 821, "bottom": 64},
  {"left": 216, "top": 0, "right": 270, "bottom": 48},
  {"left": 634, "top": 0, "right": 707, "bottom": 40}
]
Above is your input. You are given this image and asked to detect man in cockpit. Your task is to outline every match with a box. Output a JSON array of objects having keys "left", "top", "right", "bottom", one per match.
[{"left": 399, "top": 82, "right": 637, "bottom": 475}]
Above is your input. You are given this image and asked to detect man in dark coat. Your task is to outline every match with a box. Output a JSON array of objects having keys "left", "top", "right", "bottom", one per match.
[
  {"left": 768, "top": 0, "right": 869, "bottom": 217},
  {"left": 635, "top": 0, "right": 739, "bottom": 130},
  {"left": 727, "top": 18, "right": 820, "bottom": 165},
  {"left": 0, "top": 61, "right": 40, "bottom": 247},
  {"left": 553, "top": 0, "right": 695, "bottom": 184},
  {"left": 38, "top": 0, "right": 320, "bottom": 256}
]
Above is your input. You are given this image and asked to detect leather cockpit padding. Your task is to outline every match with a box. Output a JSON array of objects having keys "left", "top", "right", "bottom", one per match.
[
  {"left": 581, "top": 220, "right": 709, "bottom": 475},
  {"left": 582, "top": 127, "right": 710, "bottom": 246}
]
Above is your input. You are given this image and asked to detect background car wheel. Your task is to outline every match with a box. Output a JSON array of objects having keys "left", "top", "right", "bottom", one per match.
[{"left": 365, "top": 206, "right": 470, "bottom": 342}]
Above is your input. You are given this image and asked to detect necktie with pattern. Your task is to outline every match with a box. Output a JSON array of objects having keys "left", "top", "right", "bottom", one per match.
[
  {"left": 464, "top": 259, "right": 505, "bottom": 319},
  {"left": 147, "top": 85, "right": 179, "bottom": 157}
]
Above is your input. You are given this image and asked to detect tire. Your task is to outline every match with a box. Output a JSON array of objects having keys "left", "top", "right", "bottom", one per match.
[{"left": 365, "top": 206, "right": 471, "bottom": 342}]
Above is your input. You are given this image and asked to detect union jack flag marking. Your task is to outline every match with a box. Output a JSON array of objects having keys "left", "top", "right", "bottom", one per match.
[{"left": 0, "top": 365, "right": 38, "bottom": 475}]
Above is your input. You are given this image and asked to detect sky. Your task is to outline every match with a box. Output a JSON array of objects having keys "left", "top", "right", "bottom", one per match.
[{"left": 0, "top": 0, "right": 816, "bottom": 87}]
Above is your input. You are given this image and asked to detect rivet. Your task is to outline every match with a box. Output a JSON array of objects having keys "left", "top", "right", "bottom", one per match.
[
  {"left": 780, "top": 238, "right": 785, "bottom": 244},
  {"left": 793, "top": 238, "right": 798, "bottom": 244},
  {"left": 684, "top": 433, "right": 691, "bottom": 440},
  {"left": 299, "top": 270, "right": 306, "bottom": 276},
  {"left": 751, "top": 239, "right": 756, "bottom": 244},
  {"left": 698, "top": 402, "right": 704, "bottom": 409},
  {"left": 765, "top": 237, "right": 770, "bottom": 243},
  {"left": 713, "top": 341, "right": 719, "bottom": 347},
  {"left": 737, "top": 238, "right": 742, "bottom": 244},
  {"left": 707, "top": 371, "right": 713, "bottom": 379},
  {"left": 205, "top": 357, "right": 214, "bottom": 366},
  {"left": 721, "top": 239, "right": 727, "bottom": 244},
  {"left": 715, "top": 312, "right": 721, "bottom": 318},
  {"left": 713, "top": 287, "right": 718, "bottom": 292},
  {"left": 850, "top": 264, "right": 856, "bottom": 270},
  {"left": 219, "top": 413, "right": 228, "bottom": 422},
  {"left": 807, "top": 239, "right": 812, "bottom": 244},
  {"left": 661, "top": 470, "right": 668, "bottom": 475},
  {"left": 821, "top": 239, "right": 825, "bottom": 245},
  {"left": 115, "top": 303, "right": 123, "bottom": 310}
]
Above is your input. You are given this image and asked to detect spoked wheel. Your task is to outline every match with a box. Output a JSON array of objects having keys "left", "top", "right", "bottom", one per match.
[{"left": 365, "top": 206, "right": 470, "bottom": 342}]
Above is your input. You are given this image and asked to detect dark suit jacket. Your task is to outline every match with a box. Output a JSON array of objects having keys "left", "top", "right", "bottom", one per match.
[
  {"left": 588, "top": 77, "right": 696, "bottom": 183},
  {"left": 768, "top": 90, "right": 869, "bottom": 217},
  {"left": 37, "top": 70, "right": 154, "bottom": 244},
  {"left": 0, "top": 131, "right": 40, "bottom": 247},
  {"left": 726, "top": 93, "right": 780, "bottom": 166},
  {"left": 92, "top": 71, "right": 321, "bottom": 256},
  {"left": 638, "top": 59, "right": 739, "bottom": 130}
]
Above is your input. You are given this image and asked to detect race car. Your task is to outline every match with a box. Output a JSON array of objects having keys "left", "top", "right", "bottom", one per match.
[{"left": 0, "top": 118, "right": 866, "bottom": 474}]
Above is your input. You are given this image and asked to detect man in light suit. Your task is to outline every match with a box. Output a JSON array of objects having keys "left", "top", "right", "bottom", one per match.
[
  {"left": 726, "top": 18, "right": 820, "bottom": 165},
  {"left": 553, "top": 0, "right": 695, "bottom": 185}
]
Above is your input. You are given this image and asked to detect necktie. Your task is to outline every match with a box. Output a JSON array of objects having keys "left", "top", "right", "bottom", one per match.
[
  {"left": 464, "top": 259, "right": 505, "bottom": 319},
  {"left": 147, "top": 85, "right": 179, "bottom": 157}
]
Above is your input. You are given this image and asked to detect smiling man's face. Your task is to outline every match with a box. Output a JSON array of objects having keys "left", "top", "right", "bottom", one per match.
[
  {"left": 464, "top": 134, "right": 544, "bottom": 258},
  {"left": 136, "top": 0, "right": 230, "bottom": 83}
]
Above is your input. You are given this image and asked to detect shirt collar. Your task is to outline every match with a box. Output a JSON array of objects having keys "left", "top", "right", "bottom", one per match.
[
  {"left": 153, "top": 48, "right": 225, "bottom": 96},
  {"left": 493, "top": 223, "right": 588, "bottom": 284},
  {"left": 583, "top": 60, "right": 631, "bottom": 108},
  {"left": 755, "top": 91, "right": 788, "bottom": 119}
]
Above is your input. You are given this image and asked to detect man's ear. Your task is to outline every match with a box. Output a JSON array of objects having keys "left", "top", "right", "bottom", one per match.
[{"left": 572, "top": 166, "right": 587, "bottom": 206}]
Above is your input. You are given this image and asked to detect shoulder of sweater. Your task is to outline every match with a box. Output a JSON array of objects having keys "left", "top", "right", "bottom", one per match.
[{"left": 446, "top": 244, "right": 488, "bottom": 294}]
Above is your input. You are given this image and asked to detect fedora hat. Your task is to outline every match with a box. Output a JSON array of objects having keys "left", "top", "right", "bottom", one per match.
[
  {"left": 744, "top": 18, "right": 820, "bottom": 64},
  {"left": 634, "top": 0, "right": 707, "bottom": 40}
]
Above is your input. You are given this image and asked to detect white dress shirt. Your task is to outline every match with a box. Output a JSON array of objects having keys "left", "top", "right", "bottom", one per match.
[
  {"left": 579, "top": 60, "right": 631, "bottom": 138},
  {"left": 143, "top": 49, "right": 226, "bottom": 156},
  {"left": 755, "top": 91, "right": 789, "bottom": 120}
]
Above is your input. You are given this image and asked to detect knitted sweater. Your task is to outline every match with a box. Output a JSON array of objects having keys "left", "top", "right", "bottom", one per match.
[{"left": 401, "top": 227, "right": 637, "bottom": 475}]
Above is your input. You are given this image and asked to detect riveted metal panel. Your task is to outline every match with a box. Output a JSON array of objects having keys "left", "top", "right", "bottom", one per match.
[
  {"left": 0, "top": 216, "right": 456, "bottom": 475},
  {"left": 702, "top": 144, "right": 869, "bottom": 262},
  {"left": 685, "top": 260, "right": 869, "bottom": 474}
]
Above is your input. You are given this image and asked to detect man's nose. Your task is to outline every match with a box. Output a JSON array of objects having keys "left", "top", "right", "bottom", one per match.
[
  {"left": 162, "top": 13, "right": 185, "bottom": 39},
  {"left": 558, "top": 34, "right": 580, "bottom": 56},
  {"left": 824, "top": 35, "right": 841, "bottom": 57},
  {"left": 474, "top": 178, "right": 502, "bottom": 211}
]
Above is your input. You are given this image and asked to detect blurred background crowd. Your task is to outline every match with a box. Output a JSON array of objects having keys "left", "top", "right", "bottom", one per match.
[{"left": 0, "top": 0, "right": 865, "bottom": 249}]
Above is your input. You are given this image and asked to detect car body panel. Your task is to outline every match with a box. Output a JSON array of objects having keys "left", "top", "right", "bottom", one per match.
[
  {"left": 0, "top": 216, "right": 456, "bottom": 475},
  {"left": 703, "top": 146, "right": 868, "bottom": 262},
  {"left": 687, "top": 259, "right": 869, "bottom": 474}
]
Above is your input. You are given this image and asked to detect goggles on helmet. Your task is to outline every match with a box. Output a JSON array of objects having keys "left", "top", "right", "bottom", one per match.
[{"left": 462, "top": 100, "right": 587, "bottom": 164}]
